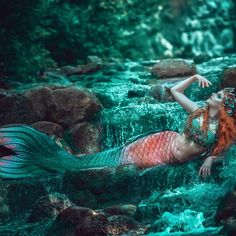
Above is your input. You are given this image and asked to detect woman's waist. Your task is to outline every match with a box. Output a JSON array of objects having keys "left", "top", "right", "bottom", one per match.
[{"left": 170, "top": 133, "right": 207, "bottom": 163}]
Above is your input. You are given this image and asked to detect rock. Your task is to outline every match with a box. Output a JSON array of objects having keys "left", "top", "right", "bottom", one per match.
[
  {"left": 103, "top": 204, "right": 137, "bottom": 217},
  {"left": 215, "top": 191, "right": 236, "bottom": 223},
  {"left": 64, "top": 122, "right": 101, "bottom": 154},
  {"left": 149, "top": 84, "right": 174, "bottom": 102},
  {"left": 28, "top": 193, "right": 74, "bottom": 223},
  {"left": 151, "top": 59, "right": 197, "bottom": 78},
  {"left": 0, "top": 92, "right": 37, "bottom": 126},
  {"left": 46, "top": 87, "right": 102, "bottom": 128},
  {"left": 106, "top": 215, "right": 141, "bottom": 235},
  {"left": 24, "top": 87, "right": 51, "bottom": 121},
  {"left": 220, "top": 67, "right": 236, "bottom": 89},
  {"left": 61, "top": 57, "right": 103, "bottom": 76},
  {"left": 48, "top": 205, "right": 142, "bottom": 236},
  {"left": 48, "top": 206, "right": 108, "bottom": 236},
  {"left": 31, "top": 121, "right": 64, "bottom": 137}
]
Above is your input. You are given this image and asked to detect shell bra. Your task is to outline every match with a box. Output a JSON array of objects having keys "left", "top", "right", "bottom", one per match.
[{"left": 184, "top": 114, "right": 219, "bottom": 151}]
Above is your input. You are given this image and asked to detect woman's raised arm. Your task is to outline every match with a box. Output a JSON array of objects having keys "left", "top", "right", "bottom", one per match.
[{"left": 170, "top": 74, "right": 212, "bottom": 113}]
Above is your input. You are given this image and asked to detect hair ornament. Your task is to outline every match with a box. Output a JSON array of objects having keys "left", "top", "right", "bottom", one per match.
[{"left": 223, "top": 88, "right": 236, "bottom": 116}]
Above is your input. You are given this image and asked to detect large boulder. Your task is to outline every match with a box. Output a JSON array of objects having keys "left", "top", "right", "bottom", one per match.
[
  {"left": 151, "top": 59, "right": 197, "bottom": 78},
  {"left": 0, "top": 91, "right": 37, "bottom": 126},
  {"left": 220, "top": 67, "right": 236, "bottom": 89},
  {"left": 47, "top": 205, "right": 143, "bottom": 236},
  {"left": 46, "top": 87, "right": 102, "bottom": 128},
  {"left": 24, "top": 87, "right": 51, "bottom": 121}
]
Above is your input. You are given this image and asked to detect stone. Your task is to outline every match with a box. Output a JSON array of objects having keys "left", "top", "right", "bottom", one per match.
[
  {"left": 48, "top": 206, "right": 108, "bottom": 236},
  {"left": 0, "top": 92, "right": 37, "bottom": 126},
  {"left": 220, "top": 67, "right": 236, "bottom": 89},
  {"left": 103, "top": 204, "right": 137, "bottom": 217},
  {"left": 31, "top": 121, "right": 64, "bottom": 137},
  {"left": 61, "top": 57, "right": 103, "bottom": 76},
  {"left": 24, "top": 87, "right": 51, "bottom": 121},
  {"left": 64, "top": 122, "right": 101, "bottom": 154},
  {"left": 151, "top": 59, "right": 197, "bottom": 79},
  {"left": 106, "top": 215, "right": 141, "bottom": 235},
  {"left": 149, "top": 84, "right": 174, "bottom": 102},
  {"left": 28, "top": 193, "right": 74, "bottom": 223},
  {"left": 46, "top": 87, "right": 102, "bottom": 128},
  {"left": 48, "top": 205, "right": 142, "bottom": 236},
  {"left": 215, "top": 191, "right": 236, "bottom": 223}
]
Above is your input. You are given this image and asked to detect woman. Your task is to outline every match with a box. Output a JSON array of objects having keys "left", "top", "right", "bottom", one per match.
[
  {"left": 0, "top": 74, "right": 235, "bottom": 179},
  {"left": 171, "top": 74, "right": 236, "bottom": 177}
]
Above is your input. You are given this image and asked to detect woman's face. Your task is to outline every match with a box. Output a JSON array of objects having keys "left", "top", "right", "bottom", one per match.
[{"left": 206, "top": 90, "right": 224, "bottom": 108}]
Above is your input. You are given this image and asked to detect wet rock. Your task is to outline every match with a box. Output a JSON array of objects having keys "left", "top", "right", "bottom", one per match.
[
  {"left": 220, "top": 67, "right": 236, "bottom": 89},
  {"left": 106, "top": 215, "right": 141, "bottom": 235},
  {"left": 149, "top": 84, "right": 174, "bottom": 102},
  {"left": 48, "top": 205, "right": 142, "bottom": 236},
  {"left": 24, "top": 87, "right": 51, "bottom": 121},
  {"left": 215, "top": 191, "right": 236, "bottom": 224},
  {"left": 64, "top": 122, "right": 101, "bottom": 154},
  {"left": 61, "top": 57, "right": 103, "bottom": 76},
  {"left": 48, "top": 206, "right": 108, "bottom": 236},
  {"left": 94, "top": 92, "right": 116, "bottom": 108},
  {"left": 47, "top": 87, "right": 102, "bottom": 128},
  {"left": 28, "top": 193, "right": 74, "bottom": 223},
  {"left": 0, "top": 92, "right": 37, "bottom": 126},
  {"left": 103, "top": 204, "right": 137, "bottom": 217},
  {"left": 151, "top": 59, "right": 197, "bottom": 78},
  {"left": 31, "top": 121, "right": 64, "bottom": 137}
]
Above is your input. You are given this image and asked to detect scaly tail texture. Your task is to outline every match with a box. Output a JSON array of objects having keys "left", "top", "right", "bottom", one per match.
[
  {"left": 0, "top": 125, "right": 178, "bottom": 178},
  {"left": 0, "top": 125, "right": 123, "bottom": 178},
  {"left": 121, "top": 131, "right": 178, "bottom": 168}
]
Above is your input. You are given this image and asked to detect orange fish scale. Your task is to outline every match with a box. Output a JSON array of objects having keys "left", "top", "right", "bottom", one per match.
[{"left": 121, "top": 131, "right": 177, "bottom": 168}]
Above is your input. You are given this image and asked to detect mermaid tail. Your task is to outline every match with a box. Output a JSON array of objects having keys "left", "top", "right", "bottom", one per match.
[{"left": 0, "top": 125, "right": 177, "bottom": 179}]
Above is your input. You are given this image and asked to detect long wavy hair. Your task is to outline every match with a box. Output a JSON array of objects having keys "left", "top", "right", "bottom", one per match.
[{"left": 185, "top": 93, "right": 236, "bottom": 156}]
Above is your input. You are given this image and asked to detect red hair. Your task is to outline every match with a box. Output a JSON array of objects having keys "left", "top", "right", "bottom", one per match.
[{"left": 186, "top": 103, "right": 236, "bottom": 156}]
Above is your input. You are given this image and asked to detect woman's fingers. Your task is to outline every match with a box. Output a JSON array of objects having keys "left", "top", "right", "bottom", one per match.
[
  {"left": 197, "top": 76, "right": 212, "bottom": 88},
  {"left": 199, "top": 166, "right": 211, "bottom": 178}
]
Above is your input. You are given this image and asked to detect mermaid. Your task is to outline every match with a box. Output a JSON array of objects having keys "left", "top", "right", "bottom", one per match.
[{"left": 0, "top": 74, "right": 236, "bottom": 178}]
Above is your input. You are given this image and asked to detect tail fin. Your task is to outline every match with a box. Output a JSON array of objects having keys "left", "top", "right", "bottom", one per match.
[{"left": 0, "top": 125, "right": 73, "bottom": 178}]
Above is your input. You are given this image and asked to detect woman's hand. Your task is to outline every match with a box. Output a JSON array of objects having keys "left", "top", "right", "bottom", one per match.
[
  {"left": 199, "top": 156, "right": 214, "bottom": 178},
  {"left": 193, "top": 74, "right": 212, "bottom": 88}
]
